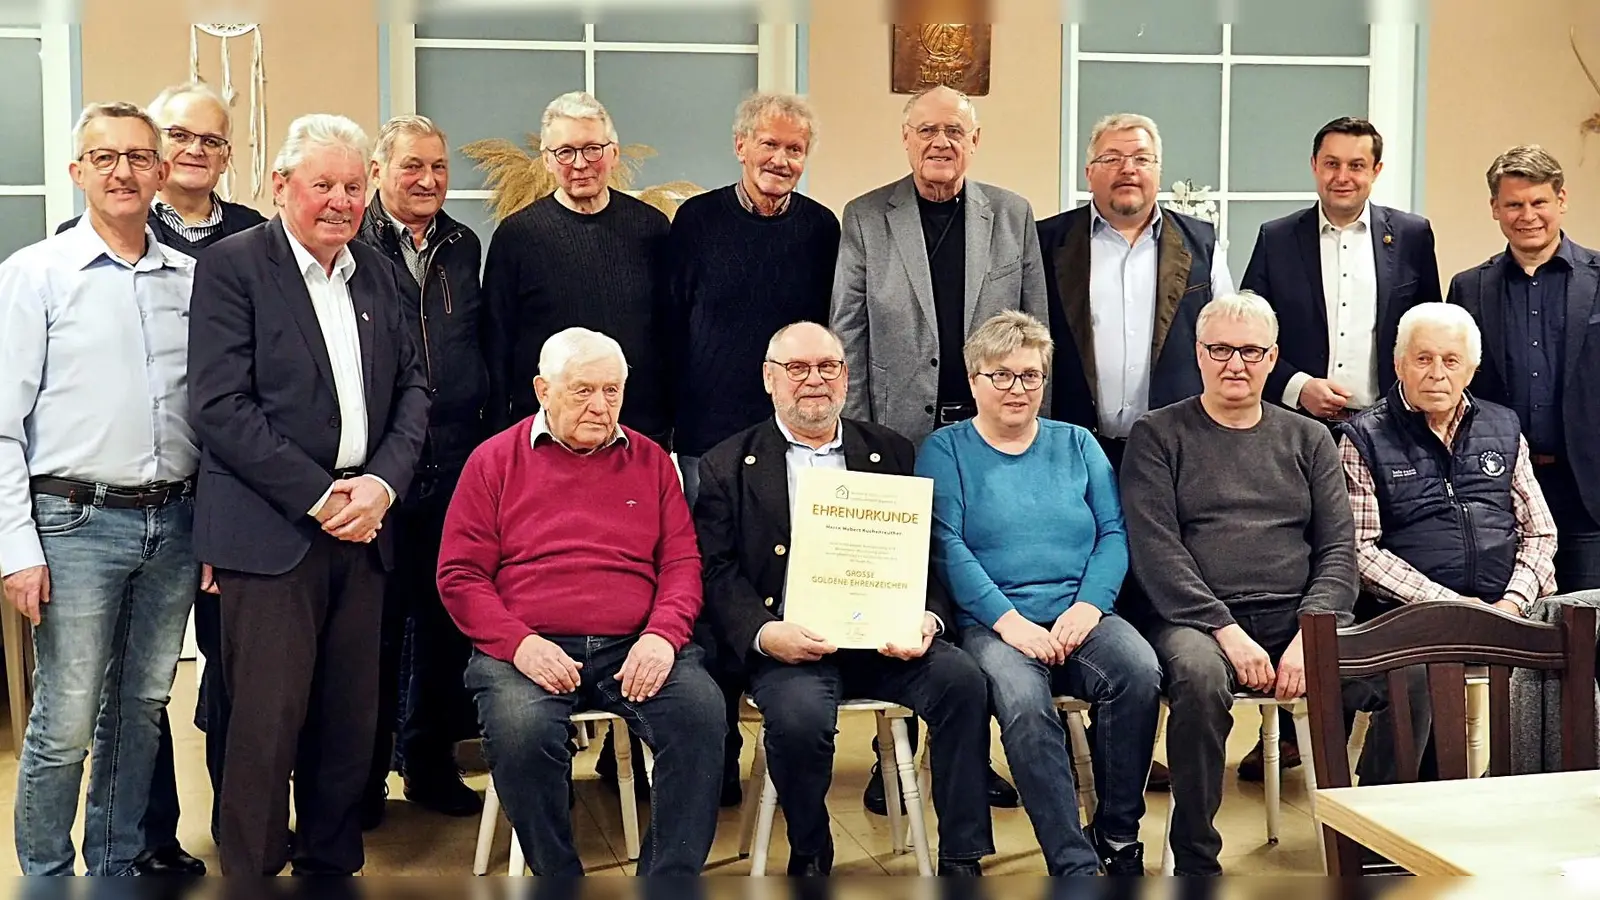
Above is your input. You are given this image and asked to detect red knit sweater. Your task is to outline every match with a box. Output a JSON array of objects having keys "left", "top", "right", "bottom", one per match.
[{"left": 437, "top": 418, "right": 702, "bottom": 662}]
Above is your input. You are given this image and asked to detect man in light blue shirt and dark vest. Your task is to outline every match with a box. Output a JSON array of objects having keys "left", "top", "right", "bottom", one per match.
[{"left": 0, "top": 102, "right": 204, "bottom": 875}]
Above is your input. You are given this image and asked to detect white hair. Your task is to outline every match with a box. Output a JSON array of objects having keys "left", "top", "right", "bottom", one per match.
[
  {"left": 540, "top": 91, "right": 619, "bottom": 147},
  {"left": 1197, "top": 291, "right": 1280, "bottom": 345},
  {"left": 1087, "top": 112, "right": 1163, "bottom": 163},
  {"left": 1395, "top": 303, "right": 1483, "bottom": 367},
  {"left": 902, "top": 86, "right": 980, "bottom": 128},
  {"left": 373, "top": 114, "right": 449, "bottom": 165},
  {"left": 148, "top": 81, "right": 232, "bottom": 134},
  {"left": 273, "top": 114, "right": 369, "bottom": 177},
  {"left": 734, "top": 92, "right": 819, "bottom": 147},
  {"left": 538, "top": 328, "right": 629, "bottom": 383}
]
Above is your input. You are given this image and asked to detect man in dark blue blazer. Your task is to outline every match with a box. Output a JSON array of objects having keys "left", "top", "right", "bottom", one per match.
[
  {"left": 1241, "top": 117, "right": 1441, "bottom": 422},
  {"left": 187, "top": 114, "right": 429, "bottom": 876},
  {"left": 1447, "top": 145, "right": 1600, "bottom": 593}
]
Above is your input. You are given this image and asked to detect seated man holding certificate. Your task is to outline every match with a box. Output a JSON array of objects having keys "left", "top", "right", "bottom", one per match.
[
  {"left": 694, "top": 321, "right": 993, "bottom": 876},
  {"left": 916, "top": 311, "right": 1162, "bottom": 876},
  {"left": 437, "top": 327, "right": 726, "bottom": 876}
]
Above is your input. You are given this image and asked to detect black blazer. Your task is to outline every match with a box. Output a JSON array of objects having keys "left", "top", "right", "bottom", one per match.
[
  {"left": 1241, "top": 204, "right": 1441, "bottom": 406},
  {"left": 187, "top": 218, "right": 431, "bottom": 575},
  {"left": 1446, "top": 238, "right": 1600, "bottom": 524},
  {"left": 693, "top": 417, "right": 954, "bottom": 666}
]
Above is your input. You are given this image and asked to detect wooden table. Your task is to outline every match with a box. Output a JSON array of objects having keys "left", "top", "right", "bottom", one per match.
[{"left": 1315, "top": 770, "right": 1600, "bottom": 875}]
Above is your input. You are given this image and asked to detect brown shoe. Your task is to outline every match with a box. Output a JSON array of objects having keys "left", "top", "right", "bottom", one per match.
[
  {"left": 1237, "top": 738, "right": 1302, "bottom": 782},
  {"left": 1145, "top": 760, "right": 1170, "bottom": 792}
]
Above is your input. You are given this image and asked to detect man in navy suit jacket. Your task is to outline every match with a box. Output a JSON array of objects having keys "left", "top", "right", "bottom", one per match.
[
  {"left": 187, "top": 114, "right": 429, "bottom": 876},
  {"left": 1447, "top": 145, "right": 1600, "bottom": 593},
  {"left": 1242, "top": 117, "right": 1441, "bottom": 422}
]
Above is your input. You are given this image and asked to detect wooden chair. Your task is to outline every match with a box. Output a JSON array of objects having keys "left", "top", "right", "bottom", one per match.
[{"left": 1302, "top": 601, "right": 1598, "bottom": 875}]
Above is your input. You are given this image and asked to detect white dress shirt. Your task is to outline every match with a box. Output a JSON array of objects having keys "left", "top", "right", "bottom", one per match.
[
  {"left": 1088, "top": 203, "right": 1236, "bottom": 439},
  {"left": 0, "top": 217, "right": 198, "bottom": 574},
  {"left": 1284, "top": 203, "right": 1380, "bottom": 412}
]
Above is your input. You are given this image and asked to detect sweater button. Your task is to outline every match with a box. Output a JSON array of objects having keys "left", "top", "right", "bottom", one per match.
[
  {"left": 763, "top": 597, "right": 774, "bottom": 608},
  {"left": 774, "top": 544, "right": 786, "bottom": 556},
  {"left": 869, "top": 452, "right": 881, "bottom": 463},
  {"left": 744, "top": 455, "right": 756, "bottom": 466}
]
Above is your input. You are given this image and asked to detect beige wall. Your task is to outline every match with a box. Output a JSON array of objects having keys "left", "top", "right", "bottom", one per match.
[
  {"left": 79, "top": 0, "right": 382, "bottom": 216},
  {"left": 1425, "top": 0, "right": 1600, "bottom": 279},
  {"left": 804, "top": 7, "right": 1063, "bottom": 216}
]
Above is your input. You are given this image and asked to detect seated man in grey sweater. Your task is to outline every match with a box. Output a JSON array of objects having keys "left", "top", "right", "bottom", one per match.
[{"left": 1120, "top": 291, "right": 1425, "bottom": 876}]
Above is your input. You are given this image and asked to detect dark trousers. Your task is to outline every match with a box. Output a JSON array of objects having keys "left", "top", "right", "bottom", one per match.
[
  {"left": 1536, "top": 459, "right": 1600, "bottom": 591},
  {"left": 1151, "top": 607, "right": 1429, "bottom": 876},
  {"left": 141, "top": 590, "right": 228, "bottom": 851},
  {"left": 692, "top": 621, "right": 746, "bottom": 783},
  {"left": 465, "top": 637, "right": 726, "bottom": 876},
  {"left": 745, "top": 641, "right": 995, "bottom": 862},
  {"left": 216, "top": 535, "right": 385, "bottom": 875}
]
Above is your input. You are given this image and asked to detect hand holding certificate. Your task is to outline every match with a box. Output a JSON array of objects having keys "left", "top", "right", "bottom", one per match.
[{"left": 782, "top": 468, "right": 932, "bottom": 650}]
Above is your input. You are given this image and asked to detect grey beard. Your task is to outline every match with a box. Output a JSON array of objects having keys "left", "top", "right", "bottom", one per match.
[{"left": 781, "top": 398, "right": 843, "bottom": 431}]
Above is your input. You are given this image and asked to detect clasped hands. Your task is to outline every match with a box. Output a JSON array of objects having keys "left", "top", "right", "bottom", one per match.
[
  {"left": 314, "top": 476, "right": 391, "bottom": 544},
  {"left": 994, "top": 603, "right": 1102, "bottom": 665},
  {"left": 1215, "top": 624, "right": 1306, "bottom": 702},
  {"left": 758, "top": 612, "right": 939, "bottom": 665}
]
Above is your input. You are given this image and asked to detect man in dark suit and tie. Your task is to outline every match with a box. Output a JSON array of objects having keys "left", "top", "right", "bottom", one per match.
[
  {"left": 187, "top": 113, "right": 429, "bottom": 875},
  {"left": 1447, "top": 145, "right": 1600, "bottom": 592},
  {"left": 1242, "top": 117, "right": 1441, "bottom": 423},
  {"left": 693, "top": 321, "right": 993, "bottom": 876}
]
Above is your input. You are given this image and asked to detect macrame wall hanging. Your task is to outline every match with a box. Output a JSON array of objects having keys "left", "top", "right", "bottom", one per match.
[{"left": 189, "top": 23, "right": 268, "bottom": 200}]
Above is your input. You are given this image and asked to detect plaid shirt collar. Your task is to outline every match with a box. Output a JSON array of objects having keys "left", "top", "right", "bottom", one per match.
[{"left": 734, "top": 178, "right": 792, "bottom": 217}]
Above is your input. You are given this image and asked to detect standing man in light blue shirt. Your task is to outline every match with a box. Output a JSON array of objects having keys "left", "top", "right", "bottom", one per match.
[
  {"left": 0, "top": 102, "right": 205, "bottom": 875},
  {"left": 1037, "top": 112, "right": 1234, "bottom": 468}
]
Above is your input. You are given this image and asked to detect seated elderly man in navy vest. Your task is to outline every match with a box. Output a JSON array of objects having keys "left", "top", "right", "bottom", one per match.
[{"left": 1339, "top": 302, "right": 1559, "bottom": 617}]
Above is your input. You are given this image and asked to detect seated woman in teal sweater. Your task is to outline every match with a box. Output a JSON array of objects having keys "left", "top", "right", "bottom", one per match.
[{"left": 916, "top": 311, "right": 1162, "bottom": 876}]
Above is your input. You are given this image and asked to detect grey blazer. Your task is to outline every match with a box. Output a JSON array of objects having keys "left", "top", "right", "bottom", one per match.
[{"left": 830, "top": 175, "right": 1049, "bottom": 444}]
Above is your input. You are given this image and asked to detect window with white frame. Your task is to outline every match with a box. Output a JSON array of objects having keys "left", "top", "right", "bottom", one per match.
[
  {"left": 1060, "top": 0, "right": 1418, "bottom": 262},
  {"left": 0, "top": 24, "right": 72, "bottom": 259},
  {"left": 387, "top": 3, "right": 797, "bottom": 248}
]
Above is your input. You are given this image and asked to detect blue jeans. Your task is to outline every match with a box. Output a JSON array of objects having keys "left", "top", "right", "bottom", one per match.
[
  {"left": 16, "top": 496, "right": 196, "bottom": 875},
  {"left": 677, "top": 455, "right": 702, "bottom": 510},
  {"left": 961, "top": 615, "right": 1162, "bottom": 875},
  {"left": 465, "top": 636, "right": 726, "bottom": 875}
]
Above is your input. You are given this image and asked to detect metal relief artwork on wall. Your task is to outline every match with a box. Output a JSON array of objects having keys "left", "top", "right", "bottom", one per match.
[{"left": 892, "top": 24, "right": 992, "bottom": 96}]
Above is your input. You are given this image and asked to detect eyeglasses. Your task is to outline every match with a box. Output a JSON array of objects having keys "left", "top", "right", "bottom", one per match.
[
  {"left": 976, "top": 370, "right": 1045, "bottom": 392},
  {"left": 912, "top": 124, "right": 969, "bottom": 143},
  {"left": 545, "top": 142, "right": 614, "bottom": 166},
  {"left": 1200, "top": 342, "right": 1272, "bottom": 364},
  {"left": 163, "top": 127, "right": 230, "bottom": 153},
  {"left": 79, "top": 148, "right": 161, "bottom": 173},
  {"left": 1089, "top": 153, "right": 1160, "bottom": 171},
  {"left": 766, "top": 358, "right": 845, "bottom": 382}
]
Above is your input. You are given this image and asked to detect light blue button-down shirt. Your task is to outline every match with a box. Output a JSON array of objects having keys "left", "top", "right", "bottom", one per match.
[
  {"left": 1088, "top": 203, "right": 1235, "bottom": 439},
  {"left": 0, "top": 216, "right": 198, "bottom": 574}
]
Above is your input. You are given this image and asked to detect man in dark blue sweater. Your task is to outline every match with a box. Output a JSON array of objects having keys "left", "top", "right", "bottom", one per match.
[{"left": 56, "top": 82, "right": 264, "bottom": 877}]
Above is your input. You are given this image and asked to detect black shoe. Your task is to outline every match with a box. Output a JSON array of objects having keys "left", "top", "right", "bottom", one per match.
[
  {"left": 719, "top": 772, "right": 743, "bottom": 808},
  {"left": 937, "top": 858, "right": 983, "bottom": 876},
  {"left": 1088, "top": 825, "right": 1146, "bottom": 876},
  {"left": 132, "top": 845, "right": 207, "bottom": 876},
  {"left": 862, "top": 763, "right": 902, "bottom": 817},
  {"left": 360, "top": 782, "right": 388, "bottom": 831},
  {"left": 1146, "top": 760, "right": 1171, "bottom": 792},
  {"left": 985, "top": 765, "right": 1020, "bottom": 808},
  {"left": 786, "top": 839, "right": 833, "bottom": 876},
  {"left": 404, "top": 769, "right": 484, "bottom": 817}
]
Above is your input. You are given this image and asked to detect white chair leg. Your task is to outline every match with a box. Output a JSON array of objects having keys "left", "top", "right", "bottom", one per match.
[
  {"left": 749, "top": 766, "right": 780, "bottom": 876},
  {"left": 907, "top": 740, "right": 935, "bottom": 851},
  {"left": 575, "top": 720, "right": 591, "bottom": 750},
  {"left": 614, "top": 720, "right": 642, "bottom": 861},
  {"left": 1291, "top": 706, "right": 1325, "bottom": 874},
  {"left": 509, "top": 828, "right": 526, "bottom": 877},
  {"left": 473, "top": 776, "right": 500, "bottom": 875},
  {"left": 1466, "top": 680, "right": 1489, "bottom": 777},
  {"left": 890, "top": 717, "right": 934, "bottom": 876},
  {"left": 876, "top": 714, "right": 907, "bottom": 856},
  {"left": 1064, "top": 709, "right": 1097, "bottom": 825},
  {"left": 1261, "top": 704, "right": 1281, "bottom": 844},
  {"left": 1160, "top": 792, "right": 1176, "bottom": 875},
  {"left": 738, "top": 729, "right": 767, "bottom": 858}
]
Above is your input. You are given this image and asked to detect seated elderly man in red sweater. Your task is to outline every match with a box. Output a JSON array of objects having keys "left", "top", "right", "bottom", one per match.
[{"left": 437, "top": 326, "right": 725, "bottom": 876}]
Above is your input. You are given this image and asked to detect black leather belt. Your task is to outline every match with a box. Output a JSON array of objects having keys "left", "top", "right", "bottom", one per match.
[
  {"left": 333, "top": 468, "right": 365, "bottom": 481},
  {"left": 30, "top": 475, "right": 193, "bottom": 509},
  {"left": 935, "top": 402, "right": 976, "bottom": 427}
]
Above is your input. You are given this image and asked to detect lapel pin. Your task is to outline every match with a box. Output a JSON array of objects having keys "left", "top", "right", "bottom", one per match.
[
  {"left": 869, "top": 452, "right": 882, "bottom": 463},
  {"left": 361, "top": 311, "right": 370, "bottom": 321},
  {"left": 744, "top": 455, "right": 756, "bottom": 466},
  {"left": 1383, "top": 234, "right": 1393, "bottom": 245}
]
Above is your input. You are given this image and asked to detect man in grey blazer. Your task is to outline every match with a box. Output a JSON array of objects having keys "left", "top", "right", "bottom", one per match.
[
  {"left": 831, "top": 85, "right": 1048, "bottom": 447},
  {"left": 829, "top": 84, "right": 1039, "bottom": 815}
]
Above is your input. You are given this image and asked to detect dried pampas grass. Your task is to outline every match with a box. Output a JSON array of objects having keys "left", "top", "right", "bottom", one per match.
[{"left": 459, "top": 135, "right": 705, "bottom": 222}]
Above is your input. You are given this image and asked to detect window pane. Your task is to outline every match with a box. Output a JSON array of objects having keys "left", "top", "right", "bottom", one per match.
[
  {"left": 1076, "top": 62, "right": 1222, "bottom": 191},
  {"left": 0, "top": 195, "right": 46, "bottom": 261},
  {"left": 1229, "top": 65, "right": 1369, "bottom": 192},
  {"left": 415, "top": 48, "right": 585, "bottom": 191},
  {"left": 1077, "top": 0, "right": 1222, "bottom": 55},
  {"left": 1231, "top": 0, "right": 1371, "bottom": 57},
  {"left": 442, "top": 197, "right": 495, "bottom": 264},
  {"left": 1226, "top": 199, "right": 1312, "bottom": 260},
  {"left": 594, "top": 51, "right": 755, "bottom": 190},
  {"left": 414, "top": 9, "right": 586, "bottom": 41},
  {"left": 0, "top": 38, "right": 45, "bottom": 185},
  {"left": 594, "top": 7, "right": 758, "bottom": 44}
]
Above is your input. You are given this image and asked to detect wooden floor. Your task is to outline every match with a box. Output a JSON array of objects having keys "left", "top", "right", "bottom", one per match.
[{"left": 0, "top": 662, "right": 1329, "bottom": 875}]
